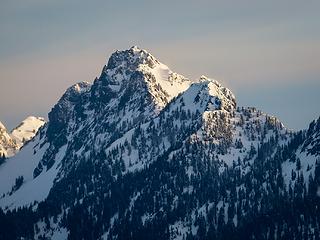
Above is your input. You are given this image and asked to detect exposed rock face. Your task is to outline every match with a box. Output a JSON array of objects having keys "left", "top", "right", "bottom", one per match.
[{"left": 302, "top": 117, "right": 320, "bottom": 156}]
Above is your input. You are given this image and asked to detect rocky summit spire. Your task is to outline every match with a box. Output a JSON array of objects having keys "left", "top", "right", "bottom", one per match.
[
  {"left": 105, "top": 46, "right": 160, "bottom": 71},
  {"left": 94, "top": 46, "right": 192, "bottom": 110}
]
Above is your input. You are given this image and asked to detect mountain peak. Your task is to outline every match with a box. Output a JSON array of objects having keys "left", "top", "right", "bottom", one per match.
[
  {"left": 0, "top": 116, "right": 45, "bottom": 157},
  {"left": 11, "top": 116, "right": 45, "bottom": 146},
  {"left": 195, "top": 76, "right": 236, "bottom": 111},
  {"left": 96, "top": 47, "right": 191, "bottom": 109},
  {"left": 106, "top": 46, "right": 159, "bottom": 71},
  {"left": 129, "top": 45, "right": 142, "bottom": 52}
]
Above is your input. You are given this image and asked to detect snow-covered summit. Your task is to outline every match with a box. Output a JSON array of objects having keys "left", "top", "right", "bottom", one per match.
[
  {"left": 0, "top": 116, "right": 45, "bottom": 158},
  {"left": 11, "top": 116, "right": 46, "bottom": 147}
]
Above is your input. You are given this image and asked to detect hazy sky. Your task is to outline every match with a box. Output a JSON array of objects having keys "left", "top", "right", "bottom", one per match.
[{"left": 0, "top": 0, "right": 319, "bottom": 130}]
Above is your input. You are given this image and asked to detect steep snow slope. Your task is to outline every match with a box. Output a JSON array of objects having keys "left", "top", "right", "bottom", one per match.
[{"left": 0, "top": 130, "right": 48, "bottom": 209}]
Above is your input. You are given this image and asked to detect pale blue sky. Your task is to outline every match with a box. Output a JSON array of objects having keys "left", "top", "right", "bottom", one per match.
[{"left": 0, "top": 0, "right": 319, "bottom": 130}]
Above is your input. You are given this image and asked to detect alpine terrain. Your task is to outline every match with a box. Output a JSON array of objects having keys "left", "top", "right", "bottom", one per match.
[{"left": 0, "top": 47, "right": 319, "bottom": 240}]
